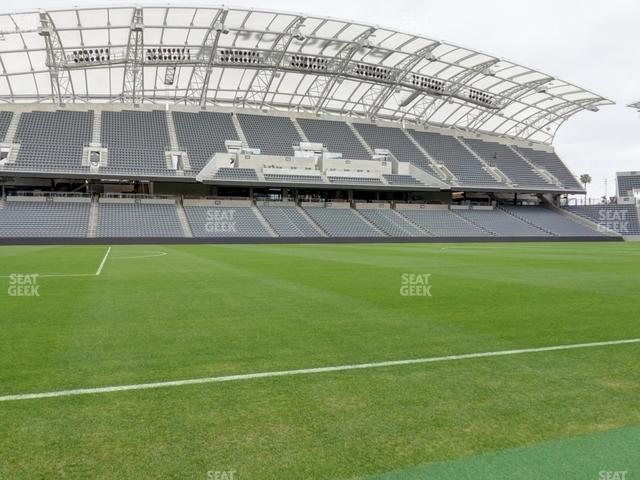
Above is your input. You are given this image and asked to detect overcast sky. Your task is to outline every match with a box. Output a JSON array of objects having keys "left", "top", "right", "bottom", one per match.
[{"left": 3, "top": 0, "right": 638, "bottom": 200}]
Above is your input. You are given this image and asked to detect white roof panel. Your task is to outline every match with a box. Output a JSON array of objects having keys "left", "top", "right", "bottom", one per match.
[{"left": 0, "top": 4, "right": 612, "bottom": 144}]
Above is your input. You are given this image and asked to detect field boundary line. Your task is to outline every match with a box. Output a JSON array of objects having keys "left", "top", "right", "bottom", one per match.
[{"left": 1, "top": 338, "right": 638, "bottom": 402}]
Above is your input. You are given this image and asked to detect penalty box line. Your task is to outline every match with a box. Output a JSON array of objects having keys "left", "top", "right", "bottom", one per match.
[
  {"left": 0, "top": 246, "right": 111, "bottom": 279},
  {"left": 95, "top": 246, "right": 111, "bottom": 276},
  {"left": 0, "top": 337, "right": 638, "bottom": 402}
]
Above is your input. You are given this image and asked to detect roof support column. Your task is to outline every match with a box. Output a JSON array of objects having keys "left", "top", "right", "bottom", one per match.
[
  {"left": 184, "top": 8, "right": 228, "bottom": 107},
  {"left": 122, "top": 8, "right": 144, "bottom": 105},
  {"left": 243, "top": 16, "right": 306, "bottom": 108},
  {"left": 38, "top": 12, "right": 74, "bottom": 105}
]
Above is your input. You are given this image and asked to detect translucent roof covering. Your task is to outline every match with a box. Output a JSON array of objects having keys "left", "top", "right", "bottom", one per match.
[{"left": 0, "top": 5, "right": 613, "bottom": 143}]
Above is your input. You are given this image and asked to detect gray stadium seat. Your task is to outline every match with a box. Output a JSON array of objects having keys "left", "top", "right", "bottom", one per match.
[
  {"left": 258, "top": 206, "right": 320, "bottom": 237},
  {"left": 515, "top": 146, "right": 583, "bottom": 191},
  {"left": 353, "top": 123, "right": 441, "bottom": 178},
  {"left": 463, "top": 138, "right": 555, "bottom": 189},
  {"left": 297, "top": 118, "right": 370, "bottom": 159},
  {"left": 0, "top": 200, "right": 90, "bottom": 237},
  {"left": 456, "top": 209, "right": 550, "bottom": 236},
  {"left": 184, "top": 206, "right": 271, "bottom": 237},
  {"left": 358, "top": 208, "right": 426, "bottom": 237},
  {"left": 13, "top": 110, "right": 93, "bottom": 173},
  {"left": 616, "top": 175, "right": 640, "bottom": 197},
  {"left": 501, "top": 206, "right": 604, "bottom": 236},
  {"left": 409, "top": 130, "right": 502, "bottom": 187},
  {"left": 97, "top": 203, "right": 183, "bottom": 237},
  {"left": 173, "top": 111, "right": 239, "bottom": 172},
  {"left": 101, "top": 110, "right": 171, "bottom": 175},
  {"left": 398, "top": 209, "right": 490, "bottom": 237},
  {"left": 237, "top": 114, "right": 301, "bottom": 157},
  {"left": 303, "top": 207, "right": 383, "bottom": 237},
  {"left": 565, "top": 205, "right": 640, "bottom": 235},
  {"left": 0, "top": 111, "right": 13, "bottom": 140}
]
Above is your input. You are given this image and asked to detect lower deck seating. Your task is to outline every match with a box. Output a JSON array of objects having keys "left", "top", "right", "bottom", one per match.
[
  {"left": 0, "top": 200, "right": 90, "bottom": 237},
  {"left": 357, "top": 208, "right": 426, "bottom": 237},
  {"left": 564, "top": 205, "right": 640, "bottom": 235},
  {"left": 501, "top": 206, "right": 604, "bottom": 236},
  {"left": 398, "top": 209, "right": 490, "bottom": 237},
  {"left": 258, "top": 206, "right": 320, "bottom": 237},
  {"left": 184, "top": 206, "right": 271, "bottom": 237},
  {"left": 96, "top": 203, "right": 183, "bottom": 237},
  {"left": 303, "top": 207, "right": 382, "bottom": 237},
  {"left": 455, "top": 209, "right": 550, "bottom": 237},
  {"left": 0, "top": 197, "right": 620, "bottom": 239}
]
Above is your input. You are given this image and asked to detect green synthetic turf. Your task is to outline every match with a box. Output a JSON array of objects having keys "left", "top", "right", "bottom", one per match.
[{"left": 0, "top": 242, "right": 638, "bottom": 479}]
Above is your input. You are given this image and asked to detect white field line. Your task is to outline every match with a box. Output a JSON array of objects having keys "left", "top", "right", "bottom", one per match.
[
  {"left": 1, "top": 337, "right": 638, "bottom": 402},
  {"left": 0, "top": 246, "right": 113, "bottom": 278},
  {"left": 110, "top": 251, "right": 167, "bottom": 260},
  {"left": 95, "top": 246, "right": 111, "bottom": 276}
]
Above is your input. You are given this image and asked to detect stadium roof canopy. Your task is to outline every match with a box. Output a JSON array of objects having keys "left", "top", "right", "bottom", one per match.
[
  {"left": 629, "top": 102, "right": 640, "bottom": 110},
  {"left": 0, "top": 5, "right": 613, "bottom": 144}
]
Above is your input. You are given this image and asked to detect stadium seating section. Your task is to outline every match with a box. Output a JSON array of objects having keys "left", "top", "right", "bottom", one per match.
[
  {"left": 0, "top": 108, "right": 586, "bottom": 194},
  {"left": 258, "top": 206, "right": 320, "bottom": 237},
  {"left": 237, "top": 114, "right": 301, "bottom": 157},
  {"left": 357, "top": 208, "right": 426, "bottom": 237},
  {"left": 0, "top": 200, "right": 90, "bottom": 237},
  {"left": 184, "top": 206, "right": 271, "bottom": 238},
  {"left": 101, "top": 110, "right": 171, "bottom": 175},
  {"left": 565, "top": 204, "right": 640, "bottom": 235},
  {"left": 617, "top": 174, "right": 640, "bottom": 197},
  {"left": 297, "top": 118, "right": 370, "bottom": 160},
  {"left": 515, "top": 146, "right": 583, "bottom": 191},
  {"left": 409, "top": 130, "right": 501, "bottom": 187},
  {"left": 353, "top": 122, "right": 442, "bottom": 179},
  {"left": 0, "top": 196, "right": 621, "bottom": 239},
  {"left": 500, "top": 206, "right": 603, "bottom": 236},
  {"left": 173, "top": 111, "right": 239, "bottom": 172},
  {"left": 97, "top": 203, "right": 183, "bottom": 237},
  {"left": 302, "top": 206, "right": 382, "bottom": 237},
  {"left": 400, "top": 209, "right": 490, "bottom": 237},
  {"left": 0, "top": 111, "right": 13, "bottom": 140},
  {"left": 463, "top": 138, "right": 554, "bottom": 189},
  {"left": 13, "top": 110, "right": 93, "bottom": 173}
]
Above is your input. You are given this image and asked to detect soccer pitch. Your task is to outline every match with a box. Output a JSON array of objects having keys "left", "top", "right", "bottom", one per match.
[{"left": 0, "top": 242, "right": 639, "bottom": 479}]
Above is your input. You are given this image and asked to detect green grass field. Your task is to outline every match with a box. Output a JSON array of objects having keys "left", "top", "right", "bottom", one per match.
[{"left": 0, "top": 242, "right": 639, "bottom": 479}]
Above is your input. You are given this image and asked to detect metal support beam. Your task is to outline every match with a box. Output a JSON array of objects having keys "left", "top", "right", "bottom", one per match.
[
  {"left": 410, "top": 59, "right": 500, "bottom": 126},
  {"left": 243, "top": 16, "right": 306, "bottom": 108},
  {"left": 306, "top": 27, "right": 376, "bottom": 113},
  {"left": 508, "top": 98, "right": 599, "bottom": 140},
  {"left": 121, "top": 8, "right": 144, "bottom": 104},
  {"left": 38, "top": 12, "right": 74, "bottom": 104},
  {"left": 184, "top": 8, "right": 228, "bottom": 106},
  {"left": 463, "top": 77, "right": 553, "bottom": 131},
  {"left": 363, "top": 43, "right": 440, "bottom": 119}
]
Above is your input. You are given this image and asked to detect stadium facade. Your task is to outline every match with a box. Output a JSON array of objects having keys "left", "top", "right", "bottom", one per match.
[{"left": 0, "top": 5, "right": 636, "bottom": 241}]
